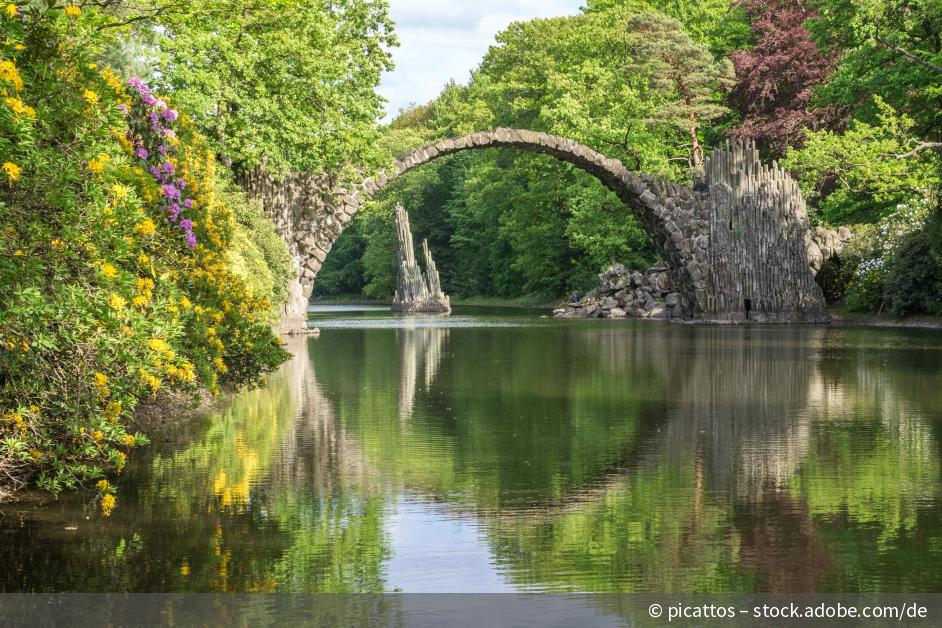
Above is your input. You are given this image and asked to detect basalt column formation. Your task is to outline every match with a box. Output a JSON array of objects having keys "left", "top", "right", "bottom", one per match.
[{"left": 392, "top": 204, "right": 451, "bottom": 314}]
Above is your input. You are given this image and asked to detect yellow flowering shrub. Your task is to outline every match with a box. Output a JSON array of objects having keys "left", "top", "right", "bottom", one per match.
[{"left": 0, "top": 6, "right": 290, "bottom": 505}]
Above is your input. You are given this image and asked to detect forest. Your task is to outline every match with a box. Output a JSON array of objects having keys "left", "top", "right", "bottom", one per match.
[{"left": 318, "top": 0, "right": 942, "bottom": 314}]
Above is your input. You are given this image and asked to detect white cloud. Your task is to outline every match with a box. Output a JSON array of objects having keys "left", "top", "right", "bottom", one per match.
[{"left": 379, "top": 0, "right": 585, "bottom": 122}]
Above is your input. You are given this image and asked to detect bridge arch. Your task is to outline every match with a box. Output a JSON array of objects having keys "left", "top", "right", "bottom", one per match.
[{"left": 238, "top": 130, "right": 829, "bottom": 330}]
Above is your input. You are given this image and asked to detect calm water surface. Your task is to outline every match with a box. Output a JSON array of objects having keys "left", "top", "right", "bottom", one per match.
[{"left": 2, "top": 306, "right": 942, "bottom": 592}]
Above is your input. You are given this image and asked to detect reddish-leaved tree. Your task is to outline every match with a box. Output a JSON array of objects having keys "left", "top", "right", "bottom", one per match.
[{"left": 730, "top": 0, "right": 845, "bottom": 155}]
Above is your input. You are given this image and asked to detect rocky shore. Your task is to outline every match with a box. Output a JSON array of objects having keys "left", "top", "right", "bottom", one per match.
[{"left": 554, "top": 262, "right": 687, "bottom": 319}]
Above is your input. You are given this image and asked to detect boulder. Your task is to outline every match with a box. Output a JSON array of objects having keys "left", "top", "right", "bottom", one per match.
[{"left": 609, "top": 307, "right": 627, "bottom": 318}]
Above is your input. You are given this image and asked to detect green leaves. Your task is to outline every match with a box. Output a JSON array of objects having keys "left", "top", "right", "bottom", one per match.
[
  {"left": 782, "top": 98, "right": 941, "bottom": 224},
  {"left": 152, "top": 0, "right": 396, "bottom": 175}
]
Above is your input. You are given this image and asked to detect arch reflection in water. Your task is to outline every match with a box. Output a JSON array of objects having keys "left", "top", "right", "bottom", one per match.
[{"left": 0, "top": 314, "right": 940, "bottom": 595}]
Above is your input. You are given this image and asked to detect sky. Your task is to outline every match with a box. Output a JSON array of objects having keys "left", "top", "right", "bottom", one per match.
[{"left": 378, "top": 0, "right": 586, "bottom": 122}]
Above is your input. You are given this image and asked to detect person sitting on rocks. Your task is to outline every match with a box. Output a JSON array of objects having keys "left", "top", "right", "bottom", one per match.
[{"left": 570, "top": 292, "right": 579, "bottom": 303}]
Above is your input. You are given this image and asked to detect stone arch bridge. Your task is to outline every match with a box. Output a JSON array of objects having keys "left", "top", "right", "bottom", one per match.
[{"left": 239, "top": 128, "right": 837, "bottom": 332}]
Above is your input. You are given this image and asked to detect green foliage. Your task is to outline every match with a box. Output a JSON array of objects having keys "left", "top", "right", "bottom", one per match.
[
  {"left": 315, "top": 221, "right": 366, "bottom": 297},
  {"left": 0, "top": 5, "right": 289, "bottom": 504},
  {"left": 623, "top": 13, "right": 734, "bottom": 168},
  {"left": 782, "top": 98, "right": 941, "bottom": 224},
  {"left": 881, "top": 214, "right": 942, "bottom": 317},
  {"left": 835, "top": 200, "right": 940, "bottom": 314},
  {"left": 585, "top": 0, "right": 751, "bottom": 57},
  {"left": 223, "top": 184, "right": 294, "bottom": 319},
  {"left": 151, "top": 0, "right": 396, "bottom": 175},
  {"left": 808, "top": 0, "right": 942, "bottom": 135}
]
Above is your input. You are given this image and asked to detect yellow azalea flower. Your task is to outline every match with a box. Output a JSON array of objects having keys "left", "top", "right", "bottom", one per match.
[
  {"left": 50, "top": 238, "right": 65, "bottom": 250},
  {"left": 105, "top": 400, "right": 122, "bottom": 420},
  {"left": 139, "top": 370, "right": 160, "bottom": 393},
  {"left": 111, "top": 183, "right": 128, "bottom": 200},
  {"left": 94, "top": 372, "right": 109, "bottom": 388},
  {"left": 137, "top": 254, "right": 150, "bottom": 265},
  {"left": 131, "top": 295, "right": 149, "bottom": 308},
  {"left": 97, "top": 479, "right": 110, "bottom": 491},
  {"left": 135, "top": 218, "right": 156, "bottom": 237},
  {"left": 64, "top": 5, "right": 81, "bottom": 18},
  {"left": 122, "top": 434, "right": 135, "bottom": 447},
  {"left": 146, "top": 337, "right": 168, "bottom": 353},
  {"left": 92, "top": 430, "right": 104, "bottom": 442},
  {"left": 100, "top": 493, "right": 116, "bottom": 517},
  {"left": 2, "top": 161, "right": 20, "bottom": 183},
  {"left": 0, "top": 60, "right": 23, "bottom": 92},
  {"left": 4, "top": 96, "right": 35, "bottom": 118},
  {"left": 116, "top": 451, "right": 126, "bottom": 465},
  {"left": 5, "top": 4, "right": 16, "bottom": 18},
  {"left": 101, "top": 68, "right": 123, "bottom": 93},
  {"left": 108, "top": 293, "right": 126, "bottom": 311},
  {"left": 179, "top": 296, "right": 192, "bottom": 309},
  {"left": 100, "top": 262, "right": 118, "bottom": 279},
  {"left": 83, "top": 89, "right": 98, "bottom": 105}
]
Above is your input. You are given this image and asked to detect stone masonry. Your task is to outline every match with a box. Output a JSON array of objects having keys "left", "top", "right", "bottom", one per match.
[{"left": 238, "top": 129, "right": 832, "bottom": 332}]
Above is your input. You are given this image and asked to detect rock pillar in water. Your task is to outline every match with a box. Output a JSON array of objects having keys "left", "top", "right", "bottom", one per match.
[{"left": 392, "top": 204, "right": 451, "bottom": 313}]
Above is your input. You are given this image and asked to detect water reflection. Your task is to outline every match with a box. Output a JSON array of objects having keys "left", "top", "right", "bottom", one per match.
[{"left": 0, "top": 313, "right": 940, "bottom": 594}]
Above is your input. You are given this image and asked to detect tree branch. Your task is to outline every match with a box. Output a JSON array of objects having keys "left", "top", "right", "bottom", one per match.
[
  {"left": 874, "top": 34, "right": 942, "bottom": 75},
  {"left": 895, "top": 142, "right": 942, "bottom": 160}
]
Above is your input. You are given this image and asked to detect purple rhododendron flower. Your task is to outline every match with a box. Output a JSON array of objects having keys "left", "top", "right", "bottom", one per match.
[
  {"left": 147, "top": 165, "right": 160, "bottom": 177},
  {"left": 186, "top": 233, "right": 197, "bottom": 248},
  {"left": 155, "top": 99, "right": 167, "bottom": 110},
  {"left": 158, "top": 145, "right": 169, "bottom": 155},
  {"left": 142, "top": 93, "right": 157, "bottom": 106},
  {"left": 179, "top": 219, "right": 193, "bottom": 231},
  {"left": 162, "top": 129, "right": 176, "bottom": 139},
  {"left": 162, "top": 162, "right": 175, "bottom": 175},
  {"left": 162, "top": 109, "right": 179, "bottom": 122},
  {"left": 161, "top": 184, "right": 180, "bottom": 200},
  {"left": 116, "top": 103, "right": 128, "bottom": 114},
  {"left": 127, "top": 76, "right": 143, "bottom": 89},
  {"left": 182, "top": 199, "right": 193, "bottom": 209},
  {"left": 134, "top": 146, "right": 149, "bottom": 160}
]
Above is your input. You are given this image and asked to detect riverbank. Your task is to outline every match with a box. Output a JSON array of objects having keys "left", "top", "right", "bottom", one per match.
[
  {"left": 451, "top": 296, "right": 556, "bottom": 309},
  {"left": 315, "top": 295, "right": 556, "bottom": 309},
  {"left": 829, "top": 310, "right": 942, "bottom": 330}
]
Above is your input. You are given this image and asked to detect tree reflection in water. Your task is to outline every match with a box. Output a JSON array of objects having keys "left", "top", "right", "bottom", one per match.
[{"left": 0, "top": 317, "right": 940, "bottom": 595}]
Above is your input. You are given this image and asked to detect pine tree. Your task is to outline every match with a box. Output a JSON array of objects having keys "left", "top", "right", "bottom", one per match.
[{"left": 624, "top": 13, "right": 735, "bottom": 169}]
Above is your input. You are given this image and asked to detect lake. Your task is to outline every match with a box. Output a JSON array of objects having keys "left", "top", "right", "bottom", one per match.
[{"left": 2, "top": 306, "right": 941, "bottom": 593}]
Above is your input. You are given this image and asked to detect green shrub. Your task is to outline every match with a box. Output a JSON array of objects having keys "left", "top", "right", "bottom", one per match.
[
  {"left": 882, "top": 213, "right": 942, "bottom": 317},
  {"left": 223, "top": 184, "right": 293, "bottom": 321}
]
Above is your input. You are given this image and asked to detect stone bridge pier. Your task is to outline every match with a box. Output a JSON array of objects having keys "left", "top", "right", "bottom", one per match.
[{"left": 238, "top": 130, "right": 835, "bottom": 333}]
